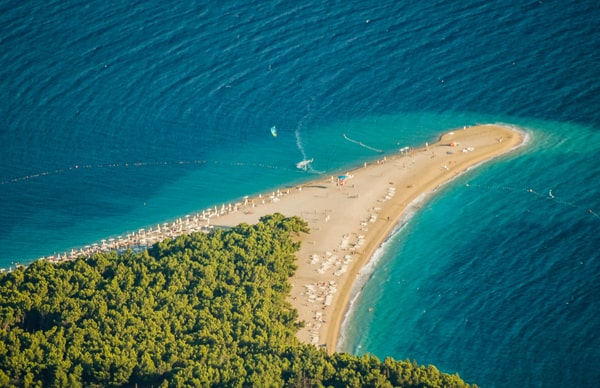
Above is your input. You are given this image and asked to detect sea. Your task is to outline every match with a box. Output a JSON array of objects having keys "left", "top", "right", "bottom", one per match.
[{"left": 1, "top": 0, "right": 599, "bottom": 386}]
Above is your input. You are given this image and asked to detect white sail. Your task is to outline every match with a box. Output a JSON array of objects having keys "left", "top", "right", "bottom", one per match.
[{"left": 296, "top": 158, "right": 313, "bottom": 170}]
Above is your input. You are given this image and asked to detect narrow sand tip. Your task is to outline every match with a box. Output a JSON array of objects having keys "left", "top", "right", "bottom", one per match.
[{"left": 214, "top": 124, "right": 525, "bottom": 352}]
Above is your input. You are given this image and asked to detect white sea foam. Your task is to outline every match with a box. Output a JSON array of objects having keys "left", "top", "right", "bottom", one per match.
[{"left": 336, "top": 190, "right": 431, "bottom": 351}]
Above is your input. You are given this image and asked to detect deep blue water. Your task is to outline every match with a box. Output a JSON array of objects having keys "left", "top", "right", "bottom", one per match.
[{"left": 1, "top": 1, "right": 599, "bottom": 386}]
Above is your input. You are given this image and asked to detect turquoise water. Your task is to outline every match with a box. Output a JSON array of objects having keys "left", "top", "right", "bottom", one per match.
[
  {"left": 1, "top": 1, "right": 599, "bottom": 386},
  {"left": 341, "top": 121, "right": 600, "bottom": 387}
]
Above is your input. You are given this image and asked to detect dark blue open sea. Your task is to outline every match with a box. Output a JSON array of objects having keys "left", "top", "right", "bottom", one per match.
[{"left": 1, "top": 1, "right": 599, "bottom": 386}]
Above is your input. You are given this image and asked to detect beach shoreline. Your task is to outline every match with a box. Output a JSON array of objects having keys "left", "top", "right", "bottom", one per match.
[
  {"left": 11, "top": 124, "right": 526, "bottom": 353},
  {"left": 213, "top": 124, "right": 526, "bottom": 352},
  {"left": 332, "top": 125, "right": 529, "bottom": 352}
]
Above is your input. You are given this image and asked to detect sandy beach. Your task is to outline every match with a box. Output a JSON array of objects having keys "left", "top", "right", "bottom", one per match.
[{"left": 214, "top": 124, "right": 524, "bottom": 352}]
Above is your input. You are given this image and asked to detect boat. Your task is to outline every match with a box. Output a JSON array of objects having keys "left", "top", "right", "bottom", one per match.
[
  {"left": 270, "top": 126, "right": 277, "bottom": 137},
  {"left": 296, "top": 158, "right": 313, "bottom": 170}
]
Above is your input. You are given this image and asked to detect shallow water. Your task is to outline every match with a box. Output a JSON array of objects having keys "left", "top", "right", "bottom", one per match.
[{"left": 1, "top": 1, "right": 599, "bottom": 386}]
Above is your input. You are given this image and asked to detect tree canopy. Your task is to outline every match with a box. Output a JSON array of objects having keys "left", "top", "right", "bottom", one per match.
[{"left": 0, "top": 213, "right": 475, "bottom": 387}]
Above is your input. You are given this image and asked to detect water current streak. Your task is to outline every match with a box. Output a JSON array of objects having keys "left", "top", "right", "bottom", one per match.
[{"left": 343, "top": 133, "right": 383, "bottom": 153}]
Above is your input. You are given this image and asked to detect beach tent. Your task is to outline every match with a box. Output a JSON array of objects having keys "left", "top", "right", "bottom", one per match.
[{"left": 338, "top": 175, "right": 349, "bottom": 186}]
